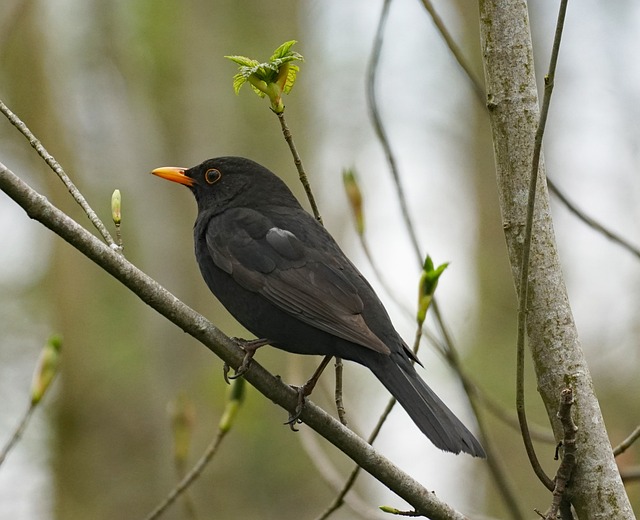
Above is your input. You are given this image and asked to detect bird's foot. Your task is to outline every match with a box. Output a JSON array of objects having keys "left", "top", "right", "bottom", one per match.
[
  {"left": 284, "top": 356, "right": 333, "bottom": 431},
  {"left": 285, "top": 385, "right": 308, "bottom": 431},
  {"left": 223, "top": 338, "right": 270, "bottom": 383}
]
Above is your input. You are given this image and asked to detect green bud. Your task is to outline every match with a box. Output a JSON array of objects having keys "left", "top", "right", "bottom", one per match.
[
  {"left": 168, "top": 393, "right": 196, "bottom": 465},
  {"left": 111, "top": 189, "right": 121, "bottom": 226},
  {"left": 30, "top": 335, "right": 62, "bottom": 405},
  {"left": 416, "top": 256, "right": 449, "bottom": 326},
  {"left": 342, "top": 169, "right": 364, "bottom": 236},
  {"left": 218, "top": 378, "right": 246, "bottom": 433}
]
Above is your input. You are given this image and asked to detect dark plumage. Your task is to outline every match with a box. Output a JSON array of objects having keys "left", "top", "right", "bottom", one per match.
[{"left": 152, "top": 156, "right": 484, "bottom": 457}]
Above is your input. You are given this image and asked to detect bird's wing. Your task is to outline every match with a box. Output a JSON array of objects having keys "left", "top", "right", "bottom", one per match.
[{"left": 205, "top": 208, "right": 390, "bottom": 355}]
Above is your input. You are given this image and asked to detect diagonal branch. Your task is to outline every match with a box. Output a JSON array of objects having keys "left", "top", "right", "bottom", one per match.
[
  {"left": 546, "top": 178, "right": 640, "bottom": 260},
  {"left": 366, "top": 0, "right": 422, "bottom": 260},
  {"left": 418, "top": 0, "right": 485, "bottom": 104}
]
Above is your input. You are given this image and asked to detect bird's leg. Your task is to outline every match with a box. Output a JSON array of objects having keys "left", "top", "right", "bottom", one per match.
[
  {"left": 286, "top": 355, "right": 333, "bottom": 430},
  {"left": 223, "top": 338, "right": 271, "bottom": 383}
]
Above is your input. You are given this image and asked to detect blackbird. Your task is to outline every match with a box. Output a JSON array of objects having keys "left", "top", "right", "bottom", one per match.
[{"left": 152, "top": 156, "right": 485, "bottom": 457}]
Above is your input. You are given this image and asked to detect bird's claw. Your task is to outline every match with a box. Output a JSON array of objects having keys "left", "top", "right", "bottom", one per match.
[
  {"left": 285, "top": 385, "right": 307, "bottom": 431},
  {"left": 282, "top": 356, "right": 332, "bottom": 431},
  {"left": 222, "top": 337, "right": 270, "bottom": 383},
  {"left": 223, "top": 363, "right": 232, "bottom": 384}
]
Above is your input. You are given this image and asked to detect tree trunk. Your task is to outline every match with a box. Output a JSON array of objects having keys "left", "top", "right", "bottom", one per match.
[{"left": 478, "top": 1, "right": 634, "bottom": 518}]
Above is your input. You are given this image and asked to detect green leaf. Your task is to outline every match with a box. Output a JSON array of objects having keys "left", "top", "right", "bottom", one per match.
[
  {"left": 281, "top": 64, "right": 299, "bottom": 95},
  {"left": 224, "top": 55, "right": 259, "bottom": 68},
  {"left": 270, "top": 40, "right": 297, "bottom": 61},
  {"left": 225, "top": 40, "right": 304, "bottom": 112}
]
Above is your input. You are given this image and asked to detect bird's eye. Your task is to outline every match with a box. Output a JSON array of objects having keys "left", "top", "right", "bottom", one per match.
[{"left": 204, "top": 168, "right": 222, "bottom": 185}]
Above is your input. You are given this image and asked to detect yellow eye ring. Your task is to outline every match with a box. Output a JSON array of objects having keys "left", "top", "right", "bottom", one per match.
[{"left": 204, "top": 168, "right": 222, "bottom": 185}]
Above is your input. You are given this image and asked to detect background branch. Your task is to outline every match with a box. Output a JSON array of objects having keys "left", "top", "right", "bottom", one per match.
[{"left": 0, "top": 99, "right": 118, "bottom": 249}]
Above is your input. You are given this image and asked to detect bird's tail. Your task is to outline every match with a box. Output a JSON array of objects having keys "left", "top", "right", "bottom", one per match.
[{"left": 365, "top": 351, "right": 485, "bottom": 457}]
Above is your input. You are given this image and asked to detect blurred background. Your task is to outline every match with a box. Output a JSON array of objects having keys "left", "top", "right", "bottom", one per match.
[{"left": 0, "top": 1, "right": 638, "bottom": 518}]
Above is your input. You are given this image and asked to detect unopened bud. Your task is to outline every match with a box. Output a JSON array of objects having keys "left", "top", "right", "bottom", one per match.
[
  {"left": 168, "top": 393, "right": 196, "bottom": 465},
  {"left": 111, "top": 189, "right": 121, "bottom": 226},
  {"left": 417, "top": 256, "right": 449, "bottom": 326},
  {"left": 219, "top": 378, "right": 246, "bottom": 433},
  {"left": 342, "top": 169, "right": 364, "bottom": 236},
  {"left": 30, "top": 335, "right": 62, "bottom": 405}
]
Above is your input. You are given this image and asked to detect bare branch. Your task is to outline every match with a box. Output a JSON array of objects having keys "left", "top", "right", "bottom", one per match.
[
  {"left": 544, "top": 388, "right": 578, "bottom": 520},
  {"left": 0, "top": 99, "right": 119, "bottom": 250},
  {"left": 547, "top": 178, "right": 640, "bottom": 260},
  {"left": 613, "top": 425, "right": 640, "bottom": 457},
  {"left": 418, "top": 0, "right": 485, "bottom": 103},
  {"left": 366, "top": 0, "right": 422, "bottom": 260}
]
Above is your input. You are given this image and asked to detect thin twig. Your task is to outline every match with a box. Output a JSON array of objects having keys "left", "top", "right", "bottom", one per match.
[
  {"left": 1, "top": 335, "right": 61, "bottom": 467},
  {"left": 515, "top": 0, "right": 569, "bottom": 492},
  {"left": 0, "top": 404, "right": 36, "bottom": 467},
  {"left": 544, "top": 388, "right": 577, "bottom": 520},
  {"left": 316, "top": 290, "right": 433, "bottom": 520},
  {"left": 334, "top": 358, "right": 348, "bottom": 426},
  {"left": 274, "top": 105, "right": 354, "bottom": 433},
  {"left": 273, "top": 109, "right": 351, "bottom": 426},
  {"left": 478, "top": 390, "right": 556, "bottom": 445},
  {"left": 174, "top": 460, "right": 200, "bottom": 520},
  {"left": 316, "top": 395, "right": 398, "bottom": 520},
  {"left": 0, "top": 99, "right": 119, "bottom": 250},
  {"left": 418, "top": 0, "right": 485, "bottom": 104},
  {"left": 620, "top": 467, "right": 640, "bottom": 482},
  {"left": 366, "top": 0, "right": 422, "bottom": 260},
  {"left": 276, "top": 110, "right": 322, "bottom": 224},
  {"left": 379, "top": 507, "right": 423, "bottom": 517},
  {"left": 168, "top": 395, "right": 199, "bottom": 520},
  {"left": 144, "top": 429, "right": 228, "bottom": 520},
  {"left": 547, "top": 178, "right": 640, "bottom": 260},
  {"left": 613, "top": 424, "right": 640, "bottom": 457}
]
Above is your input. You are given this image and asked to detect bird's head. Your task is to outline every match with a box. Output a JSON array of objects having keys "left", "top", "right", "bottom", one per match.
[{"left": 152, "top": 156, "right": 299, "bottom": 213}]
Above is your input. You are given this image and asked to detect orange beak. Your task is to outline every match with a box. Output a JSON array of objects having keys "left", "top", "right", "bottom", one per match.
[{"left": 151, "top": 166, "right": 195, "bottom": 187}]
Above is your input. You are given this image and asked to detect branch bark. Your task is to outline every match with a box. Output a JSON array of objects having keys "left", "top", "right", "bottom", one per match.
[
  {"left": 478, "top": 2, "right": 633, "bottom": 518},
  {"left": 0, "top": 161, "right": 470, "bottom": 520}
]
